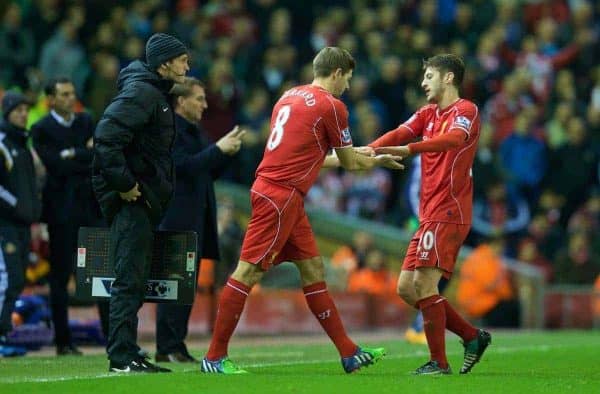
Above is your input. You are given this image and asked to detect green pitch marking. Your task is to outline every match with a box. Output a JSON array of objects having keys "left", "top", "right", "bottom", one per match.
[{"left": 0, "top": 331, "right": 598, "bottom": 394}]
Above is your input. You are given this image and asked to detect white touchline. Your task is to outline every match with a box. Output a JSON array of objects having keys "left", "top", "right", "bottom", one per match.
[{"left": 0, "top": 343, "right": 584, "bottom": 384}]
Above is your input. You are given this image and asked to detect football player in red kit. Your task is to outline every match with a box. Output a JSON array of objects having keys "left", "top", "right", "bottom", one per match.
[
  {"left": 364, "top": 54, "right": 492, "bottom": 375},
  {"left": 201, "top": 47, "right": 404, "bottom": 374}
]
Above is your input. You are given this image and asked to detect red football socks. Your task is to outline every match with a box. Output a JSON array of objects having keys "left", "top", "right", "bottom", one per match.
[
  {"left": 303, "top": 282, "right": 357, "bottom": 357},
  {"left": 417, "top": 294, "right": 448, "bottom": 368},
  {"left": 206, "top": 277, "right": 251, "bottom": 360},
  {"left": 442, "top": 298, "right": 478, "bottom": 342}
]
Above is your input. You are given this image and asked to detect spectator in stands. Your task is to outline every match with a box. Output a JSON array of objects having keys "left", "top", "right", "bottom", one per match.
[
  {"left": 567, "top": 193, "right": 600, "bottom": 245},
  {"left": 544, "top": 101, "right": 573, "bottom": 150},
  {"left": 484, "top": 73, "right": 534, "bottom": 146},
  {"left": 371, "top": 56, "right": 407, "bottom": 129},
  {"left": 549, "top": 70, "right": 580, "bottom": 107},
  {"left": 31, "top": 77, "right": 105, "bottom": 355},
  {"left": 237, "top": 88, "right": 270, "bottom": 185},
  {"left": 331, "top": 231, "right": 375, "bottom": 275},
  {"left": 39, "top": 20, "right": 89, "bottom": 96},
  {"left": 87, "top": 54, "right": 119, "bottom": 120},
  {"left": 0, "top": 3, "right": 35, "bottom": 89},
  {"left": 553, "top": 232, "right": 600, "bottom": 285},
  {"left": 343, "top": 167, "right": 392, "bottom": 221},
  {"left": 201, "top": 58, "right": 239, "bottom": 142},
  {"left": 25, "top": 0, "right": 61, "bottom": 54},
  {"left": 347, "top": 250, "right": 396, "bottom": 296},
  {"left": 472, "top": 124, "right": 504, "bottom": 200},
  {"left": 499, "top": 108, "right": 547, "bottom": 207},
  {"left": 527, "top": 212, "right": 564, "bottom": 262},
  {"left": 545, "top": 117, "right": 597, "bottom": 222},
  {"left": 456, "top": 237, "right": 520, "bottom": 327},
  {"left": 155, "top": 77, "right": 244, "bottom": 363},
  {"left": 306, "top": 171, "right": 344, "bottom": 213},
  {"left": 0, "top": 92, "right": 42, "bottom": 356},
  {"left": 516, "top": 237, "right": 553, "bottom": 282},
  {"left": 471, "top": 33, "right": 505, "bottom": 103},
  {"left": 511, "top": 25, "right": 579, "bottom": 103},
  {"left": 471, "top": 181, "right": 530, "bottom": 249}
]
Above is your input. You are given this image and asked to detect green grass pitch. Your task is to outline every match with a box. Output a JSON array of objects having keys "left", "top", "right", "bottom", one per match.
[{"left": 1, "top": 331, "right": 598, "bottom": 394}]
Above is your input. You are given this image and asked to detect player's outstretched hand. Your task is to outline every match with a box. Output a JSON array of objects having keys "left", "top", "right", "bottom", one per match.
[
  {"left": 217, "top": 125, "right": 246, "bottom": 155},
  {"left": 354, "top": 146, "right": 375, "bottom": 156},
  {"left": 375, "top": 154, "right": 404, "bottom": 170},
  {"left": 375, "top": 146, "right": 411, "bottom": 158}
]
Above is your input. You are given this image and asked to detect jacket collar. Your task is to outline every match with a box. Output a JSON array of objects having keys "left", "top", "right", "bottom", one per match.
[
  {"left": 0, "top": 120, "right": 28, "bottom": 145},
  {"left": 175, "top": 113, "right": 198, "bottom": 134}
]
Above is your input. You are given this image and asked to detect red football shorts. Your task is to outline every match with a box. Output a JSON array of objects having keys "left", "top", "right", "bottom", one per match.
[
  {"left": 403, "top": 221, "right": 470, "bottom": 278},
  {"left": 240, "top": 177, "right": 319, "bottom": 270}
]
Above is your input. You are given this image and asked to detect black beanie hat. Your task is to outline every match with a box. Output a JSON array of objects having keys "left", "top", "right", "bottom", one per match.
[
  {"left": 2, "top": 92, "right": 30, "bottom": 120},
  {"left": 145, "top": 33, "right": 188, "bottom": 70}
]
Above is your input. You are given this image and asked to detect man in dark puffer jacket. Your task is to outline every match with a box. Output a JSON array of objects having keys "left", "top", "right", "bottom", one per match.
[{"left": 92, "top": 33, "right": 189, "bottom": 373}]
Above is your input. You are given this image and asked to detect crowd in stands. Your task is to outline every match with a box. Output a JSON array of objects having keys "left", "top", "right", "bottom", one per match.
[{"left": 1, "top": 0, "right": 599, "bottom": 286}]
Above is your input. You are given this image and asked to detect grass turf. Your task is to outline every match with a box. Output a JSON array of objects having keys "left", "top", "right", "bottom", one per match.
[{"left": 1, "top": 331, "right": 598, "bottom": 394}]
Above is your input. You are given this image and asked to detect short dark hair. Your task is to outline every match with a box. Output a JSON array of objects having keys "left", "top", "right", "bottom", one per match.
[
  {"left": 44, "top": 77, "right": 73, "bottom": 96},
  {"left": 171, "top": 77, "right": 204, "bottom": 98},
  {"left": 313, "top": 47, "right": 356, "bottom": 78},
  {"left": 423, "top": 54, "right": 465, "bottom": 87}
]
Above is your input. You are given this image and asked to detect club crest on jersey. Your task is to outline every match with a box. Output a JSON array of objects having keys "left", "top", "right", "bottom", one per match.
[
  {"left": 454, "top": 116, "right": 471, "bottom": 129},
  {"left": 341, "top": 128, "right": 352, "bottom": 144}
]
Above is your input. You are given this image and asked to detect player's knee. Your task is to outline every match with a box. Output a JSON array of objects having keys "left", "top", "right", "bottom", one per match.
[
  {"left": 397, "top": 281, "right": 414, "bottom": 304},
  {"left": 295, "top": 257, "right": 325, "bottom": 286},
  {"left": 412, "top": 276, "right": 427, "bottom": 299},
  {"left": 231, "top": 260, "right": 263, "bottom": 287},
  {"left": 413, "top": 277, "right": 437, "bottom": 299}
]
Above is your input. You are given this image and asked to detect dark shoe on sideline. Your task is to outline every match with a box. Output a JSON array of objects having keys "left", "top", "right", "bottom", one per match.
[
  {"left": 109, "top": 357, "right": 172, "bottom": 373},
  {"left": 57, "top": 345, "right": 83, "bottom": 356},
  {"left": 156, "top": 351, "right": 198, "bottom": 363},
  {"left": 0, "top": 335, "right": 27, "bottom": 357}
]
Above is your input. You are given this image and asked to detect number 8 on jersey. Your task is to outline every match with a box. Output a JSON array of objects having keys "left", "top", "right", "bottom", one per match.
[{"left": 267, "top": 105, "right": 290, "bottom": 151}]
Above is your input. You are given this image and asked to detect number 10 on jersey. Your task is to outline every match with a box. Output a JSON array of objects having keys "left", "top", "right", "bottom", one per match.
[{"left": 267, "top": 105, "right": 291, "bottom": 151}]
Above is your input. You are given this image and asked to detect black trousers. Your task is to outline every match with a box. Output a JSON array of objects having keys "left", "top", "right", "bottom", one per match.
[
  {"left": 155, "top": 223, "right": 207, "bottom": 355},
  {"left": 48, "top": 215, "right": 109, "bottom": 347},
  {"left": 106, "top": 203, "right": 152, "bottom": 365},
  {"left": 0, "top": 225, "right": 30, "bottom": 336},
  {"left": 47, "top": 220, "right": 79, "bottom": 347},
  {"left": 156, "top": 303, "right": 193, "bottom": 354}
]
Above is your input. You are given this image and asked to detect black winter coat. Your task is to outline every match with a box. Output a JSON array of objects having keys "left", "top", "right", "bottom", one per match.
[
  {"left": 92, "top": 60, "right": 176, "bottom": 224},
  {"left": 31, "top": 112, "right": 98, "bottom": 224},
  {"left": 0, "top": 120, "right": 41, "bottom": 225},
  {"left": 159, "top": 114, "right": 231, "bottom": 259}
]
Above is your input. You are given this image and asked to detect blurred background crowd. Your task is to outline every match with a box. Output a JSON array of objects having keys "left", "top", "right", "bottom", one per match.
[{"left": 1, "top": 0, "right": 599, "bottom": 298}]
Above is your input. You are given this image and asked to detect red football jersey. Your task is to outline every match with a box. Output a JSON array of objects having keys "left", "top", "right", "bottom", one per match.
[
  {"left": 403, "top": 99, "right": 481, "bottom": 224},
  {"left": 256, "top": 84, "right": 353, "bottom": 195}
]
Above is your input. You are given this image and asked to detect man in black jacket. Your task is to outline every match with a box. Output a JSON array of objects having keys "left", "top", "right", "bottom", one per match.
[
  {"left": 92, "top": 33, "right": 189, "bottom": 373},
  {"left": 0, "top": 92, "right": 41, "bottom": 356},
  {"left": 31, "top": 77, "right": 106, "bottom": 356},
  {"left": 155, "top": 77, "right": 244, "bottom": 363}
]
